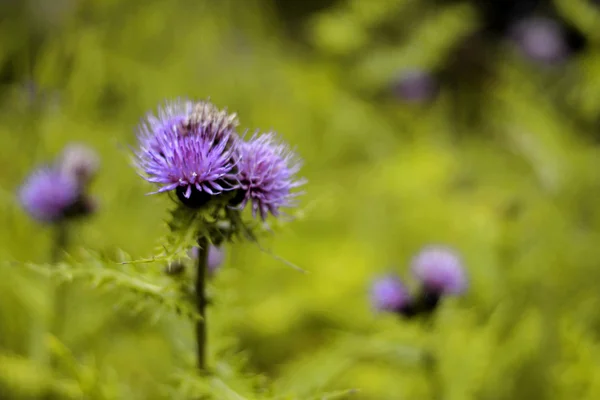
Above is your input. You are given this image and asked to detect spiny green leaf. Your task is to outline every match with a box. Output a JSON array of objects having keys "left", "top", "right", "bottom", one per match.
[{"left": 20, "top": 256, "right": 200, "bottom": 322}]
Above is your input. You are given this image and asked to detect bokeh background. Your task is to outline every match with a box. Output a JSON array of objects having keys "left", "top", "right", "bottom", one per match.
[{"left": 2, "top": 0, "right": 600, "bottom": 398}]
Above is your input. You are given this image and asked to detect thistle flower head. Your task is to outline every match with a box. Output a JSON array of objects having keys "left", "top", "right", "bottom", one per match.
[
  {"left": 134, "top": 99, "right": 241, "bottom": 208},
  {"left": 18, "top": 166, "right": 80, "bottom": 223},
  {"left": 410, "top": 245, "right": 467, "bottom": 296},
  {"left": 370, "top": 274, "right": 412, "bottom": 313},
  {"left": 233, "top": 132, "right": 304, "bottom": 221},
  {"left": 59, "top": 143, "right": 100, "bottom": 188}
]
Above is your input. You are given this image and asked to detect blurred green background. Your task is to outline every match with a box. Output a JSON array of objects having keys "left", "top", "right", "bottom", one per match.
[{"left": 2, "top": 0, "right": 600, "bottom": 398}]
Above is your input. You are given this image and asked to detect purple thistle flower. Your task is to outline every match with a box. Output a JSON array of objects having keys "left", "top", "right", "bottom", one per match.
[
  {"left": 410, "top": 245, "right": 467, "bottom": 296},
  {"left": 370, "top": 275, "right": 412, "bottom": 313},
  {"left": 134, "top": 99, "right": 241, "bottom": 208},
  {"left": 232, "top": 132, "right": 304, "bottom": 221},
  {"left": 18, "top": 166, "right": 80, "bottom": 223}
]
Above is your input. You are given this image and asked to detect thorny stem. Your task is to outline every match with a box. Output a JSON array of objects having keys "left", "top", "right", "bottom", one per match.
[{"left": 195, "top": 236, "right": 209, "bottom": 372}]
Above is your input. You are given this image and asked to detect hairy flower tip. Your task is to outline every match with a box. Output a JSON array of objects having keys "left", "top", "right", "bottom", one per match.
[
  {"left": 59, "top": 143, "right": 100, "bottom": 188},
  {"left": 370, "top": 275, "right": 412, "bottom": 313},
  {"left": 411, "top": 246, "right": 467, "bottom": 296},
  {"left": 135, "top": 98, "right": 241, "bottom": 208},
  {"left": 18, "top": 166, "right": 80, "bottom": 223},
  {"left": 232, "top": 132, "right": 305, "bottom": 221},
  {"left": 189, "top": 244, "right": 225, "bottom": 275}
]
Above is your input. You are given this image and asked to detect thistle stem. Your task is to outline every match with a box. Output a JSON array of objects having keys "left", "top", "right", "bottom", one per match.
[
  {"left": 51, "top": 222, "right": 69, "bottom": 264},
  {"left": 195, "top": 236, "right": 209, "bottom": 372},
  {"left": 48, "top": 222, "right": 69, "bottom": 368},
  {"left": 422, "top": 315, "right": 443, "bottom": 400},
  {"left": 51, "top": 223, "right": 69, "bottom": 330},
  {"left": 424, "top": 352, "right": 443, "bottom": 400}
]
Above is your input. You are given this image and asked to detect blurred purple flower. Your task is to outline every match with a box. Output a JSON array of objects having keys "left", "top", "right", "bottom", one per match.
[
  {"left": 370, "top": 275, "right": 412, "bottom": 313},
  {"left": 392, "top": 69, "right": 439, "bottom": 103},
  {"left": 232, "top": 132, "right": 305, "bottom": 221},
  {"left": 410, "top": 245, "right": 467, "bottom": 296},
  {"left": 19, "top": 166, "right": 80, "bottom": 223},
  {"left": 190, "top": 244, "right": 225, "bottom": 275},
  {"left": 134, "top": 99, "right": 241, "bottom": 208},
  {"left": 510, "top": 17, "right": 569, "bottom": 65}
]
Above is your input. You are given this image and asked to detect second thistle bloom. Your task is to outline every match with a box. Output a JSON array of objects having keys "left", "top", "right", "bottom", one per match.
[
  {"left": 134, "top": 99, "right": 241, "bottom": 208},
  {"left": 19, "top": 167, "right": 80, "bottom": 223},
  {"left": 18, "top": 143, "right": 99, "bottom": 224},
  {"left": 233, "top": 133, "right": 304, "bottom": 221},
  {"left": 410, "top": 245, "right": 467, "bottom": 296}
]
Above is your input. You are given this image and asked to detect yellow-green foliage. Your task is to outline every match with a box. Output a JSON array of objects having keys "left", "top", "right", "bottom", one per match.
[{"left": 2, "top": 0, "right": 600, "bottom": 398}]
